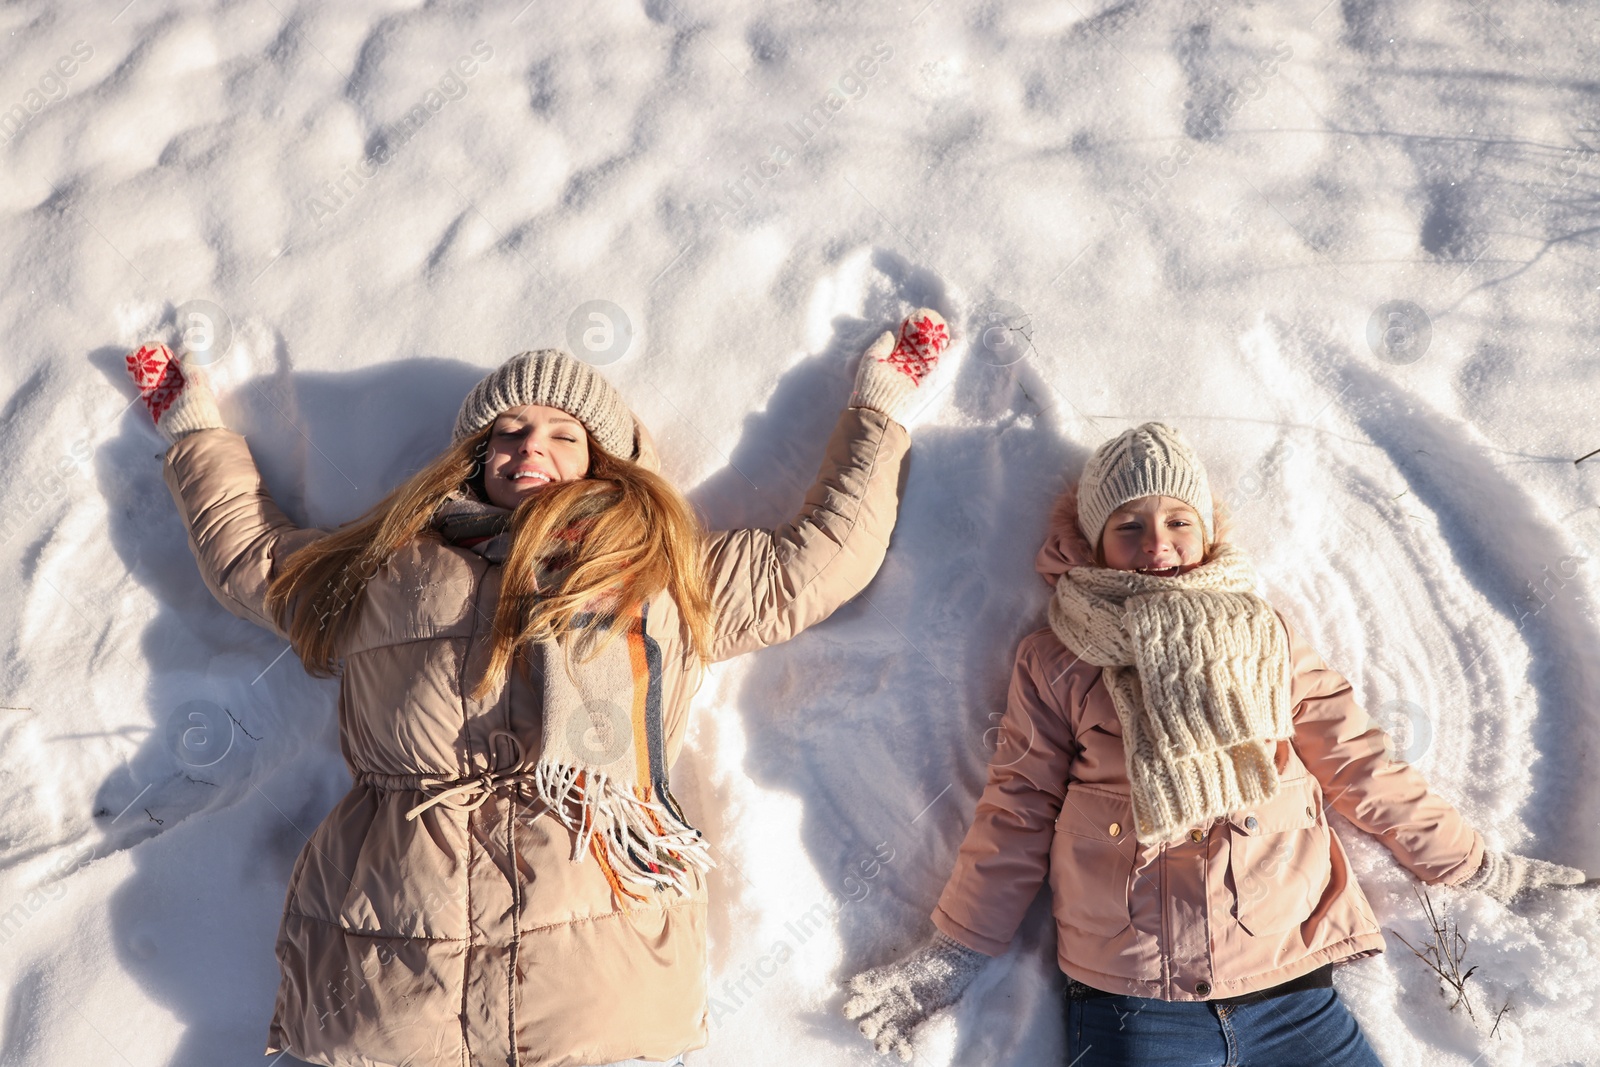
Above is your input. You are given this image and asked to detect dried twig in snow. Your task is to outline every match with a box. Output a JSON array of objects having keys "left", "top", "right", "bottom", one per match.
[{"left": 1391, "top": 885, "right": 1478, "bottom": 1022}]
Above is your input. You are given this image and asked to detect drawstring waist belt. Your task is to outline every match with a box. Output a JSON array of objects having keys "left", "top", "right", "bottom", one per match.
[{"left": 355, "top": 730, "right": 546, "bottom": 822}]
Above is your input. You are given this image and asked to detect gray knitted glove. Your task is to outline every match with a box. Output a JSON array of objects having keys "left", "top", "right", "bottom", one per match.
[
  {"left": 849, "top": 308, "right": 951, "bottom": 428},
  {"left": 842, "top": 930, "right": 989, "bottom": 1061},
  {"left": 1459, "top": 849, "right": 1586, "bottom": 903}
]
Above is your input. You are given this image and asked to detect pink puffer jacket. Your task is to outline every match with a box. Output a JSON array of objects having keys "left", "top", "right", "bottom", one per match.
[{"left": 931, "top": 488, "right": 1485, "bottom": 1001}]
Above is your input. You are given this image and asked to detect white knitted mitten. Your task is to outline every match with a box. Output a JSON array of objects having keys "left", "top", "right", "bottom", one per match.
[
  {"left": 850, "top": 308, "right": 952, "bottom": 428},
  {"left": 126, "top": 343, "right": 226, "bottom": 443},
  {"left": 842, "top": 930, "right": 989, "bottom": 1061},
  {"left": 1459, "top": 849, "right": 1586, "bottom": 903}
]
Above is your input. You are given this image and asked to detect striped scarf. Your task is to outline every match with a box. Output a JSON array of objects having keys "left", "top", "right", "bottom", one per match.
[{"left": 425, "top": 492, "right": 714, "bottom": 902}]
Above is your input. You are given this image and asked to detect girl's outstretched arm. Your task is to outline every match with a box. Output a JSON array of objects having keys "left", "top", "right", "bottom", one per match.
[
  {"left": 1279, "top": 611, "right": 1487, "bottom": 886},
  {"left": 703, "top": 311, "right": 948, "bottom": 661},
  {"left": 930, "top": 631, "right": 1086, "bottom": 954},
  {"left": 841, "top": 631, "right": 1081, "bottom": 1059}
]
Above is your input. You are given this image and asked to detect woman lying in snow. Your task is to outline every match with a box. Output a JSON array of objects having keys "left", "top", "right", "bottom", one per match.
[
  {"left": 125, "top": 311, "right": 950, "bottom": 1067},
  {"left": 844, "top": 421, "right": 1591, "bottom": 1065}
]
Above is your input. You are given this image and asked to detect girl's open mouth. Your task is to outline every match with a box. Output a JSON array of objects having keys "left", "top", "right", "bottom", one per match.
[{"left": 1137, "top": 564, "right": 1184, "bottom": 577}]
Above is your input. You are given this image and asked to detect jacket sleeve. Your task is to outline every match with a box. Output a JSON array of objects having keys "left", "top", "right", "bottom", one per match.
[
  {"left": 1281, "top": 612, "right": 1485, "bottom": 886},
  {"left": 162, "top": 428, "right": 328, "bottom": 639},
  {"left": 930, "top": 634, "right": 1083, "bottom": 956},
  {"left": 702, "top": 405, "right": 910, "bottom": 662}
]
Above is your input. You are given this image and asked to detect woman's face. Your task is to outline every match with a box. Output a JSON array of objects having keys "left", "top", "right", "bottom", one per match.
[
  {"left": 481, "top": 404, "right": 591, "bottom": 509},
  {"left": 1098, "top": 495, "right": 1206, "bottom": 575}
]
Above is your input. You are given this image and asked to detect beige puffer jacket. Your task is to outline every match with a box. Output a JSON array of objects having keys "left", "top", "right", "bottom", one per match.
[
  {"left": 931, "top": 487, "right": 1485, "bottom": 1001},
  {"left": 162, "top": 405, "right": 910, "bottom": 1067}
]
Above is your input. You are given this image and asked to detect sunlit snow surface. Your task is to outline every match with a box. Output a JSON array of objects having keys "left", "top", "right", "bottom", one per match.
[{"left": 1, "top": 1, "right": 1598, "bottom": 1065}]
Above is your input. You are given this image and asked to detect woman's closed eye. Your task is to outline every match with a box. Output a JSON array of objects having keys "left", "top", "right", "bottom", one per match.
[{"left": 495, "top": 426, "right": 576, "bottom": 444}]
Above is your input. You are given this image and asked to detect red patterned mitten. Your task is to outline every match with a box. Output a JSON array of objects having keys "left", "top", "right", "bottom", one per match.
[
  {"left": 126, "top": 343, "right": 225, "bottom": 443},
  {"left": 850, "top": 308, "right": 952, "bottom": 427}
]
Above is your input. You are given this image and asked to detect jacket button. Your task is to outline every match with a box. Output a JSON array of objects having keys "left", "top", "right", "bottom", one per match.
[
  {"left": 1108, "top": 822, "right": 1121, "bottom": 837},
  {"left": 1189, "top": 829, "right": 1204, "bottom": 843},
  {"left": 1244, "top": 816, "right": 1259, "bottom": 831},
  {"left": 1196, "top": 981, "right": 1212, "bottom": 997},
  {"left": 1307, "top": 806, "right": 1316, "bottom": 819}
]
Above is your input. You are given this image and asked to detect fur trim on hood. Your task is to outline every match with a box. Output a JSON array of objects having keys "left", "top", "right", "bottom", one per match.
[
  {"left": 1033, "top": 482, "right": 1231, "bottom": 586},
  {"left": 1034, "top": 484, "right": 1095, "bottom": 585}
]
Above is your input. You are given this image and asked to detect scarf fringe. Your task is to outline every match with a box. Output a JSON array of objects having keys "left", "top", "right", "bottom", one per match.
[
  {"left": 532, "top": 760, "right": 716, "bottom": 897},
  {"left": 432, "top": 500, "right": 714, "bottom": 906}
]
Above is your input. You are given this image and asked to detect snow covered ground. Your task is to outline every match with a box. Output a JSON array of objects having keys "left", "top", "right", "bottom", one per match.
[{"left": 2, "top": 0, "right": 1598, "bottom": 1064}]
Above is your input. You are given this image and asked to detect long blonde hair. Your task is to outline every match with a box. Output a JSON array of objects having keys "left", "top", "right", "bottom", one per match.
[{"left": 264, "top": 426, "right": 713, "bottom": 700}]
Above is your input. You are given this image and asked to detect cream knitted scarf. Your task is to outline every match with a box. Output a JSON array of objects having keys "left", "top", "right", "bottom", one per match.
[{"left": 1048, "top": 544, "right": 1294, "bottom": 844}]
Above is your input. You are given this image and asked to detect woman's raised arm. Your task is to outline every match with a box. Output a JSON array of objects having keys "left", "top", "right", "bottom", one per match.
[
  {"left": 129, "top": 343, "right": 323, "bottom": 637},
  {"left": 162, "top": 428, "right": 325, "bottom": 638},
  {"left": 703, "top": 405, "right": 908, "bottom": 661},
  {"left": 702, "top": 310, "right": 948, "bottom": 662}
]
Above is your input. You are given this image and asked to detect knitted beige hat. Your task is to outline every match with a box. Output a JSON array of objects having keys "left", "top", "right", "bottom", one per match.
[
  {"left": 1077, "top": 422, "right": 1213, "bottom": 549},
  {"left": 453, "top": 349, "right": 636, "bottom": 459}
]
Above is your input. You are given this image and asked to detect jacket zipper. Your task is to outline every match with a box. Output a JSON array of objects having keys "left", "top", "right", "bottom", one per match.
[
  {"left": 1159, "top": 845, "right": 1170, "bottom": 998},
  {"left": 505, "top": 642, "right": 522, "bottom": 1067}
]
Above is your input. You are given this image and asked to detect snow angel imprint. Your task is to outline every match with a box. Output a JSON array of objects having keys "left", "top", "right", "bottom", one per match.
[
  {"left": 843, "top": 421, "right": 1590, "bottom": 1066},
  {"left": 124, "top": 310, "right": 951, "bottom": 1067}
]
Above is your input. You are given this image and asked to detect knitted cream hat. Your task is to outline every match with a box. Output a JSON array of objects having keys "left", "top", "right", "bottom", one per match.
[
  {"left": 453, "top": 349, "right": 636, "bottom": 459},
  {"left": 1077, "top": 422, "right": 1213, "bottom": 549}
]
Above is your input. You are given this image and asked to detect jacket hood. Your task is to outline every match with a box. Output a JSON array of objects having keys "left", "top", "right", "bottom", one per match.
[{"left": 1034, "top": 483, "right": 1096, "bottom": 586}]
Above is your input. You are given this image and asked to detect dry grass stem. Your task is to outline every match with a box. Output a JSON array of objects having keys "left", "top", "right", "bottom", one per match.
[
  {"left": 1391, "top": 885, "right": 1478, "bottom": 1022},
  {"left": 1490, "top": 999, "right": 1512, "bottom": 1039}
]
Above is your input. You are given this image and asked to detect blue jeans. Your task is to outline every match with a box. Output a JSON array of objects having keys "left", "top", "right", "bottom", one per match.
[{"left": 1065, "top": 986, "right": 1384, "bottom": 1066}]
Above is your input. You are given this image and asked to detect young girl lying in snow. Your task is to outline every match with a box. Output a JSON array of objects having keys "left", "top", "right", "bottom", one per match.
[
  {"left": 126, "top": 311, "right": 949, "bottom": 1067},
  {"left": 844, "top": 422, "right": 1590, "bottom": 1065}
]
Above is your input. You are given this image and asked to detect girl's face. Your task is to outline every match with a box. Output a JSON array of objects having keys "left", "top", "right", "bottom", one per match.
[
  {"left": 482, "top": 404, "right": 591, "bottom": 509},
  {"left": 1098, "top": 495, "right": 1207, "bottom": 575}
]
